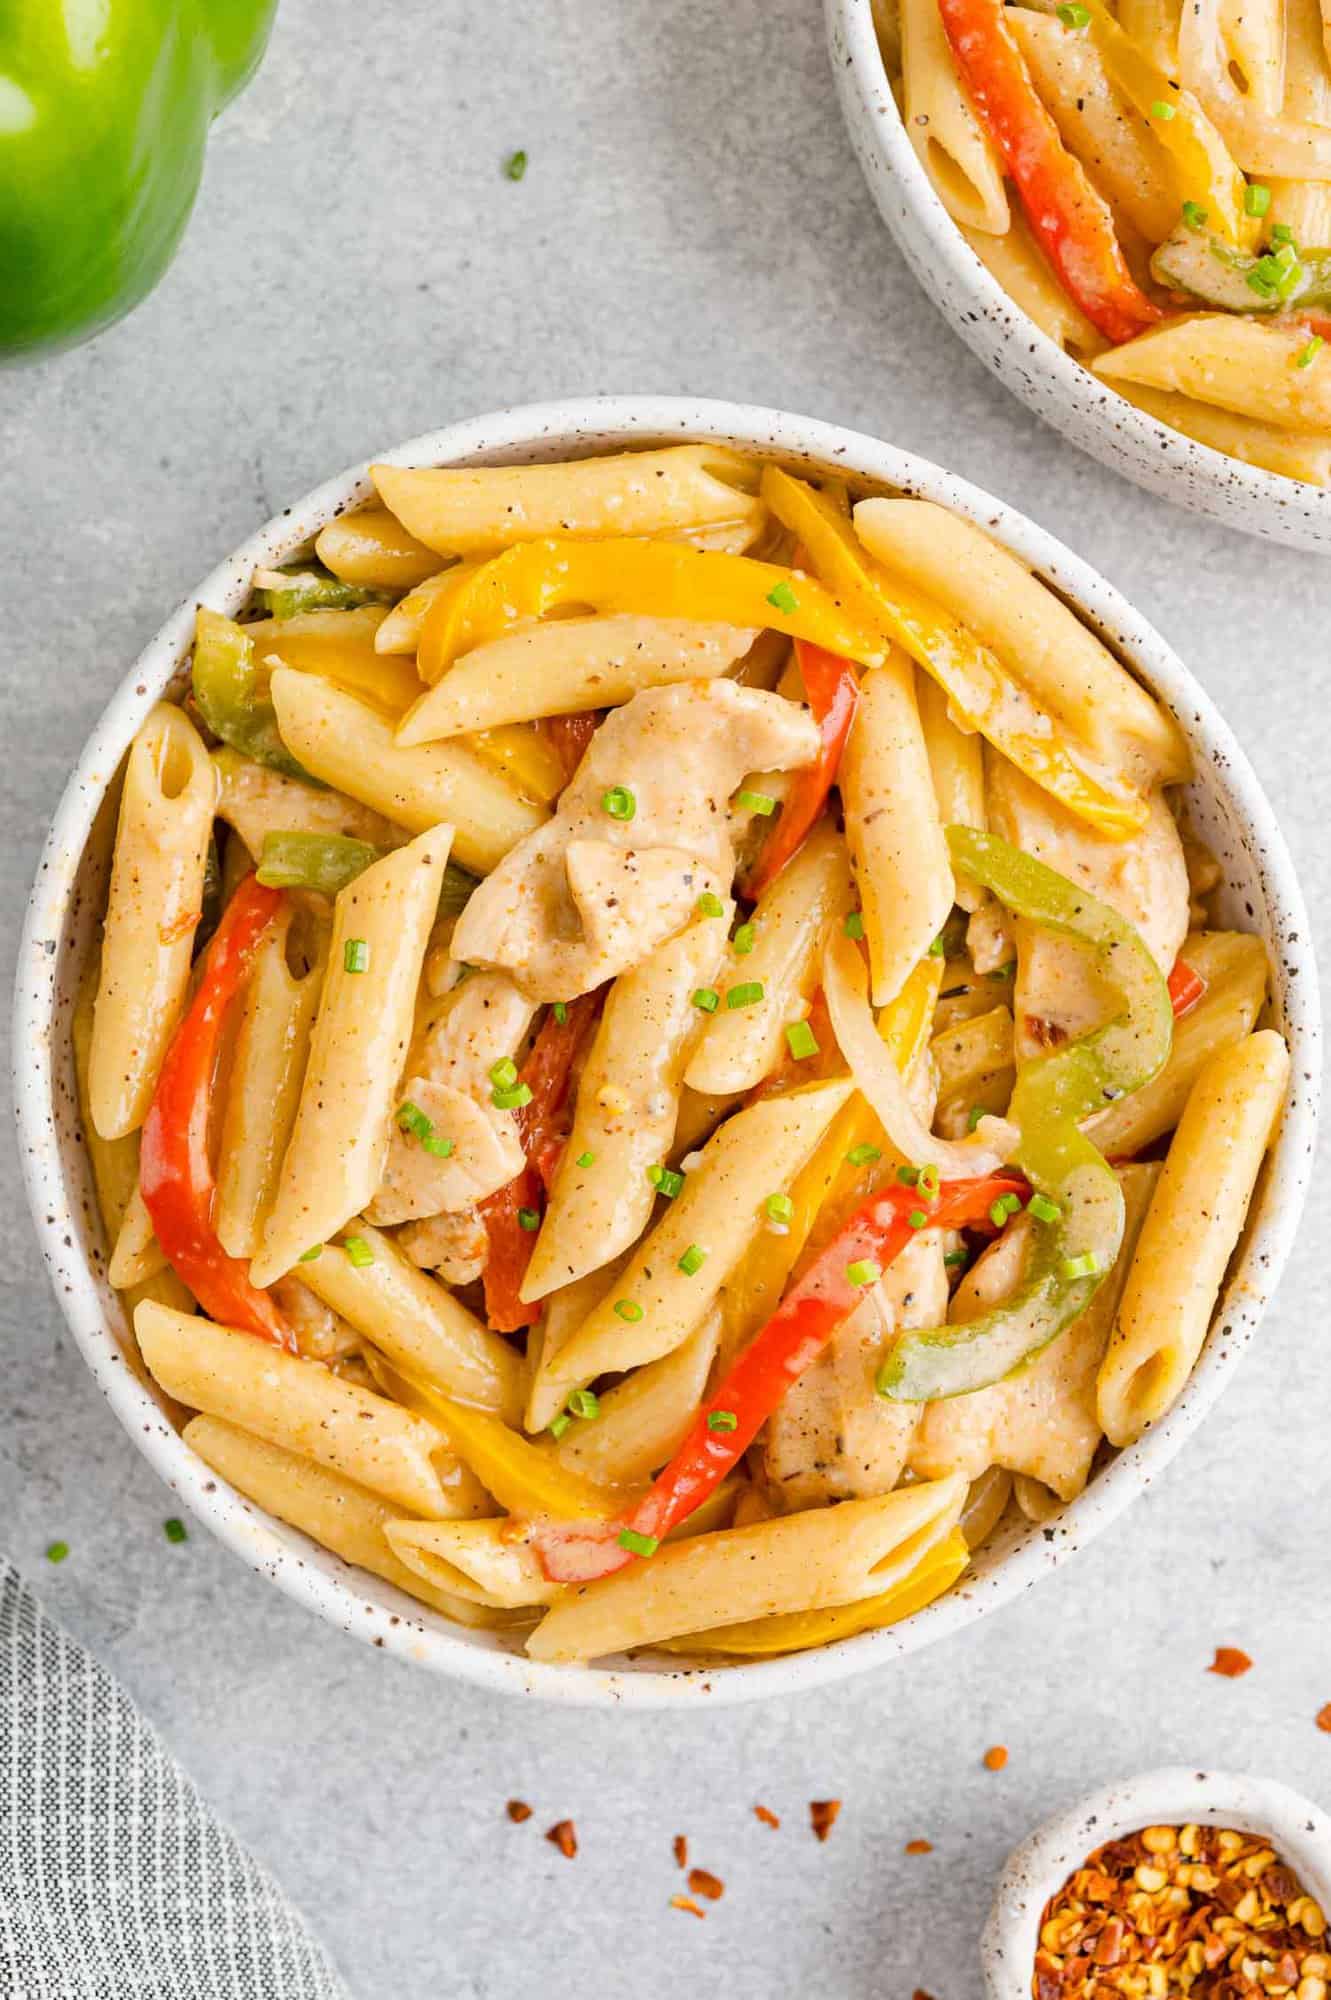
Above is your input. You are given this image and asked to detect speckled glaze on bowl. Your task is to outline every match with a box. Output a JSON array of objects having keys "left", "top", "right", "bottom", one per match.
[
  {"left": 13, "top": 397, "right": 1320, "bottom": 1707},
  {"left": 983, "top": 1768, "right": 1331, "bottom": 2000},
  {"left": 828, "top": 0, "right": 1331, "bottom": 552}
]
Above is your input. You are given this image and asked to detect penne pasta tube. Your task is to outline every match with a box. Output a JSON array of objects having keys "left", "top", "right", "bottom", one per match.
[
  {"left": 73, "top": 958, "right": 144, "bottom": 1253},
  {"left": 314, "top": 507, "right": 443, "bottom": 590},
  {"left": 372, "top": 446, "right": 761, "bottom": 555},
  {"left": 215, "top": 908, "right": 326, "bottom": 1259},
  {"left": 918, "top": 674, "right": 986, "bottom": 911},
  {"left": 526, "top": 1472, "right": 966, "bottom": 1662},
  {"left": 396, "top": 616, "right": 758, "bottom": 745},
  {"left": 1180, "top": 0, "right": 1331, "bottom": 174},
  {"left": 851, "top": 500, "right": 1190, "bottom": 780},
  {"left": 384, "top": 1518, "right": 559, "bottom": 1610},
  {"left": 1216, "top": 0, "right": 1284, "bottom": 115},
  {"left": 268, "top": 669, "right": 544, "bottom": 873},
  {"left": 931, "top": 1003, "right": 1015, "bottom": 1133},
  {"left": 522, "top": 908, "right": 731, "bottom": 1303},
  {"left": 89, "top": 704, "right": 218, "bottom": 1139},
  {"left": 249, "top": 830, "right": 450, "bottom": 1287},
  {"left": 1085, "top": 930, "right": 1269, "bottom": 1156},
  {"left": 960, "top": 215, "right": 1103, "bottom": 357},
  {"left": 901, "top": 0, "right": 1010, "bottom": 232},
  {"left": 1110, "top": 382, "right": 1331, "bottom": 486},
  {"left": 1097, "top": 1029, "right": 1290, "bottom": 1446},
  {"left": 532, "top": 1078, "right": 854, "bottom": 1409},
  {"left": 373, "top": 565, "right": 477, "bottom": 658},
  {"left": 107, "top": 1183, "right": 165, "bottom": 1289},
  {"left": 1116, "top": 0, "right": 1181, "bottom": 73},
  {"left": 550, "top": 1313, "right": 721, "bottom": 1487},
  {"left": 686, "top": 821, "right": 851, "bottom": 1095},
  {"left": 1095, "top": 316, "right": 1331, "bottom": 432},
  {"left": 246, "top": 607, "right": 421, "bottom": 717},
  {"left": 136, "top": 1303, "right": 458, "bottom": 1518},
  {"left": 299, "top": 1222, "right": 525, "bottom": 1422},
  {"left": 841, "top": 652, "right": 954, "bottom": 1007},
  {"left": 183, "top": 1416, "right": 492, "bottom": 1625}
]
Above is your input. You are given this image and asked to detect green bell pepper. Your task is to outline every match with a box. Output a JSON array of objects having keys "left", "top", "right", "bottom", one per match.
[
  {"left": 255, "top": 570, "right": 388, "bottom": 620},
  {"left": 192, "top": 607, "right": 312, "bottom": 782},
  {"left": 878, "top": 827, "right": 1172, "bottom": 1402},
  {"left": 0, "top": 0, "right": 277, "bottom": 360},
  {"left": 1152, "top": 219, "right": 1331, "bottom": 314},
  {"left": 256, "top": 829, "right": 481, "bottom": 917}
]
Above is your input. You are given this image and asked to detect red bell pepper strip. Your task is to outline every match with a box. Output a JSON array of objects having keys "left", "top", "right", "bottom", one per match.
[
  {"left": 532, "top": 1169, "right": 1027, "bottom": 1583},
  {"left": 139, "top": 874, "right": 295, "bottom": 1349},
  {"left": 543, "top": 712, "right": 600, "bottom": 786},
  {"left": 479, "top": 990, "right": 603, "bottom": 1332},
  {"left": 1167, "top": 957, "right": 1207, "bottom": 1018},
  {"left": 742, "top": 640, "right": 858, "bottom": 899},
  {"left": 936, "top": 0, "right": 1162, "bottom": 345}
]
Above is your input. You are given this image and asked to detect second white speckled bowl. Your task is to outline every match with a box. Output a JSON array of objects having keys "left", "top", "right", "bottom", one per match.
[{"left": 827, "top": 0, "right": 1331, "bottom": 551}]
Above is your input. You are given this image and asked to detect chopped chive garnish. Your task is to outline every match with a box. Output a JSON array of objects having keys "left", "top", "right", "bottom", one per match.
[
  {"left": 766, "top": 579, "right": 799, "bottom": 615},
  {"left": 927, "top": 934, "right": 946, "bottom": 957},
  {"left": 784, "top": 1019, "right": 819, "bottom": 1061},
  {"left": 648, "top": 1164, "right": 685, "bottom": 1199},
  {"left": 614, "top": 1298, "right": 644, "bottom": 1322},
  {"left": 549, "top": 1413, "right": 572, "bottom": 1439},
  {"left": 505, "top": 149, "right": 528, "bottom": 180},
  {"left": 553, "top": 1001, "right": 568, "bottom": 1024},
  {"left": 567, "top": 1388, "right": 600, "bottom": 1421},
  {"left": 1271, "top": 222, "right": 1295, "bottom": 245},
  {"left": 847, "top": 1258, "right": 881, "bottom": 1286},
  {"left": 843, "top": 910, "right": 865, "bottom": 940},
  {"left": 489, "top": 1057, "right": 519, "bottom": 1091},
  {"left": 1061, "top": 1252, "right": 1101, "bottom": 1280},
  {"left": 163, "top": 1518, "right": 188, "bottom": 1544},
  {"left": 943, "top": 1249, "right": 969, "bottom": 1268},
  {"left": 907, "top": 1210, "right": 927, "bottom": 1230},
  {"left": 600, "top": 784, "right": 636, "bottom": 821},
  {"left": 397, "top": 1100, "right": 432, "bottom": 1138},
  {"left": 343, "top": 938, "right": 369, "bottom": 974},
  {"left": 1182, "top": 200, "right": 1209, "bottom": 229},
  {"left": 1245, "top": 182, "right": 1271, "bottom": 216},
  {"left": 846, "top": 1143, "right": 881, "bottom": 1166},
  {"left": 967, "top": 1105, "right": 985, "bottom": 1132},
  {"left": 576, "top": 1149, "right": 596, "bottom": 1168},
  {"left": 45, "top": 1541, "right": 69, "bottom": 1564},
  {"left": 989, "top": 1194, "right": 1022, "bottom": 1227},
  {"left": 732, "top": 921, "right": 757, "bottom": 956},
  {"left": 422, "top": 1133, "right": 454, "bottom": 1158},
  {"left": 342, "top": 1235, "right": 374, "bottom": 1268},
  {"left": 918, "top": 1164, "right": 940, "bottom": 1201},
  {"left": 678, "top": 1244, "right": 707, "bottom": 1275},
  {"left": 765, "top": 1193, "right": 794, "bottom": 1225},
  {"left": 1056, "top": 1, "right": 1090, "bottom": 22},
  {"left": 897, "top": 1165, "right": 921, "bottom": 1187},
  {"left": 298, "top": 1244, "right": 323, "bottom": 1262},
  {"left": 617, "top": 1528, "right": 659, "bottom": 1557},
  {"left": 1028, "top": 1192, "right": 1061, "bottom": 1224},
  {"left": 492, "top": 1081, "right": 533, "bottom": 1110},
  {"left": 737, "top": 790, "right": 777, "bottom": 816},
  {"left": 707, "top": 1409, "right": 738, "bottom": 1432},
  {"left": 517, "top": 1207, "right": 541, "bottom": 1231},
  {"left": 1297, "top": 335, "right": 1324, "bottom": 369},
  {"left": 696, "top": 891, "right": 725, "bottom": 919},
  {"left": 1150, "top": 98, "right": 1176, "bottom": 119},
  {"left": 692, "top": 986, "right": 720, "bottom": 1013},
  {"left": 726, "top": 981, "right": 764, "bottom": 1010}
]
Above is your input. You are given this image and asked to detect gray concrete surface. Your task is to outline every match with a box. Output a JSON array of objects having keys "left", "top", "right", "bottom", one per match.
[{"left": 2, "top": 2, "right": 1328, "bottom": 1995}]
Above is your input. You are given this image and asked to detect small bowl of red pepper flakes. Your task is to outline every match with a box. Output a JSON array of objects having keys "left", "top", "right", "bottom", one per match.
[{"left": 983, "top": 1772, "right": 1331, "bottom": 2000}]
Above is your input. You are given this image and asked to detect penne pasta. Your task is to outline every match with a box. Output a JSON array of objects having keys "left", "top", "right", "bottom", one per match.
[
  {"left": 314, "top": 507, "right": 443, "bottom": 590},
  {"left": 1095, "top": 315, "right": 1331, "bottom": 432},
  {"left": 959, "top": 214, "right": 1104, "bottom": 356},
  {"left": 901, "top": 0, "right": 1010, "bottom": 232},
  {"left": 385, "top": 1517, "right": 559, "bottom": 1610},
  {"left": 107, "top": 1183, "right": 165, "bottom": 1290},
  {"left": 1110, "top": 382, "right": 1331, "bottom": 485},
  {"left": 549, "top": 1312, "right": 721, "bottom": 1486},
  {"left": 918, "top": 673, "right": 987, "bottom": 911}
]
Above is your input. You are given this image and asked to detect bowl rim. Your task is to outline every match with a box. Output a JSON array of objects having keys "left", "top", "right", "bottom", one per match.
[
  {"left": 827, "top": 0, "right": 1331, "bottom": 542},
  {"left": 13, "top": 393, "right": 1320, "bottom": 1708},
  {"left": 981, "top": 1766, "right": 1331, "bottom": 1999}
]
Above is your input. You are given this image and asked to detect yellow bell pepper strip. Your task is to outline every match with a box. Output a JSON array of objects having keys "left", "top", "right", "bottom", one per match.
[
  {"left": 467, "top": 723, "right": 567, "bottom": 806},
  {"left": 191, "top": 608, "right": 312, "bottom": 782},
  {"left": 760, "top": 468, "right": 1149, "bottom": 840},
  {"left": 936, "top": 0, "right": 1163, "bottom": 342},
  {"left": 651, "top": 1527, "right": 970, "bottom": 1656},
  {"left": 878, "top": 827, "right": 1172, "bottom": 1402},
  {"left": 415, "top": 536, "right": 888, "bottom": 684}
]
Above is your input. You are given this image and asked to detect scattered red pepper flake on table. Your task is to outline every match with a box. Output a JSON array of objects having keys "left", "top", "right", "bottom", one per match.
[
  {"left": 810, "top": 1800, "right": 842, "bottom": 1842},
  {"left": 1208, "top": 1646, "right": 1253, "bottom": 1678},
  {"left": 688, "top": 1868, "right": 725, "bottom": 1902},
  {"left": 506, "top": 1800, "right": 532, "bottom": 1823},
  {"left": 671, "top": 1895, "right": 706, "bottom": 1919},
  {"left": 984, "top": 1745, "right": 1009, "bottom": 1771},
  {"left": 673, "top": 1835, "right": 689, "bottom": 1870},
  {"left": 754, "top": 1805, "right": 780, "bottom": 1829},
  {"left": 545, "top": 1819, "right": 577, "bottom": 1858},
  {"left": 1317, "top": 1704, "right": 1331, "bottom": 1733},
  {"left": 905, "top": 1839, "right": 934, "bottom": 1855},
  {"left": 913, "top": 1988, "right": 938, "bottom": 2000}
]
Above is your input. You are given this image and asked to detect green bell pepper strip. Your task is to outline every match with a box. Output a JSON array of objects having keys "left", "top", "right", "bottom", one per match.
[
  {"left": 192, "top": 608, "right": 313, "bottom": 783},
  {"left": 0, "top": 1, "right": 277, "bottom": 360},
  {"left": 1152, "top": 222, "right": 1331, "bottom": 313},
  {"left": 256, "top": 828, "right": 480, "bottom": 918},
  {"left": 256, "top": 571, "right": 387, "bottom": 620},
  {"left": 878, "top": 827, "right": 1172, "bottom": 1402}
]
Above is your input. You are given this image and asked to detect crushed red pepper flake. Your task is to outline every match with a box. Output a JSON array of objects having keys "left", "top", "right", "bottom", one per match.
[
  {"left": 506, "top": 1799, "right": 533, "bottom": 1823},
  {"left": 673, "top": 1835, "right": 689, "bottom": 1870},
  {"left": 913, "top": 1989, "right": 938, "bottom": 2000},
  {"left": 689, "top": 1868, "right": 725, "bottom": 1902},
  {"left": 671, "top": 1895, "right": 706, "bottom": 1919},
  {"left": 984, "top": 1745, "right": 1009, "bottom": 1771},
  {"left": 1315, "top": 1704, "right": 1331, "bottom": 1733},
  {"left": 810, "top": 1799, "right": 842, "bottom": 1842},
  {"left": 1209, "top": 1646, "right": 1253, "bottom": 1678},
  {"left": 545, "top": 1819, "right": 577, "bottom": 1859},
  {"left": 905, "top": 1839, "right": 935, "bottom": 1855},
  {"left": 1032, "top": 1821, "right": 1328, "bottom": 2000},
  {"left": 754, "top": 1804, "right": 781, "bottom": 1829}
]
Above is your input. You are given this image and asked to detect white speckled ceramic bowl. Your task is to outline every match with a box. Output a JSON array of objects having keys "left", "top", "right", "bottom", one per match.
[
  {"left": 14, "top": 397, "right": 1320, "bottom": 1706},
  {"left": 983, "top": 1768, "right": 1331, "bottom": 2000},
  {"left": 828, "top": 0, "right": 1331, "bottom": 551}
]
